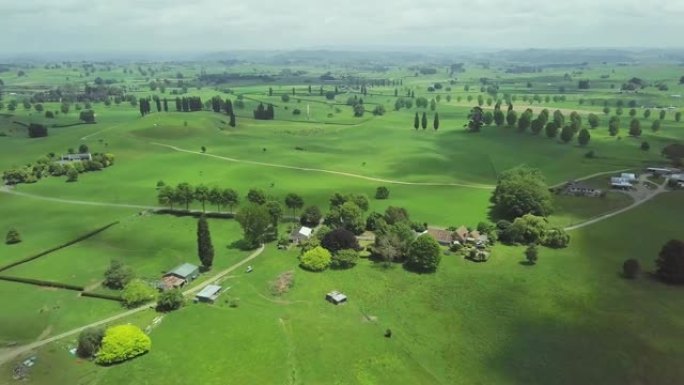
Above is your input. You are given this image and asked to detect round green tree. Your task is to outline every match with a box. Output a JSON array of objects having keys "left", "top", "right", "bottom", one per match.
[
  {"left": 299, "top": 246, "right": 332, "bottom": 272},
  {"left": 405, "top": 235, "right": 441, "bottom": 273},
  {"left": 491, "top": 166, "right": 553, "bottom": 220},
  {"left": 121, "top": 279, "right": 158, "bottom": 308},
  {"left": 95, "top": 324, "right": 151, "bottom": 365}
]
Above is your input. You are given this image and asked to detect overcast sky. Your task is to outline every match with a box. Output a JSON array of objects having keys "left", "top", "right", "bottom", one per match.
[{"left": 1, "top": 0, "right": 683, "bottom": 54}]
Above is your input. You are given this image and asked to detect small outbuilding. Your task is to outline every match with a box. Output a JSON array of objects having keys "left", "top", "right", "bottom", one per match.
[
  {"left": 562, "top": 181, "right": 602, "bottom": 197},
  {"left": 290, "top": 226, "right": 313, "bottom": 244},
  {"left": 196, "top": 284, "right": 222, "bottom": 303},
  {"left": 326, "top": 290, "right": 347, "bottom": 305}
]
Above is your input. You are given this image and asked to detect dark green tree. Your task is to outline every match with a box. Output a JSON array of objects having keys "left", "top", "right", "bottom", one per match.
[
  {"left": 157, "top": 289, "right": 184, "bottom": 312},
  {"left": 175, "top": 183, "right": 195, "bottom": 210},
  {"left": 656, "top": 239, "right": 684, "bottom": 284},
  {"left": 247, "top": 188, "right": 267, "bottom": 205},
  {"left": 525, "top": 244, "right": 539, "bottom": 265},
  {"left": 5, "top": 228, "right": 21, "bottom": 244},
  {"left": 300, "top": 205, "right": 322, "bottom": 227},
  {"left": 285, "top": 193, "right": 304, "bottom": 219},
  {"left": 506, "top": 110, "right": 517, "bottom": 126},
  {"left": 77, "top": 328, "right": 105, "bottom": 358},
  {"left": 578, "top": 128, "right": 591, "bottom": 146},
  {"left": 197, "top": 215, "right": 214, "bottom": 270},
  {"left": 421, "top": 112, "right": 428, "bottom": 129},
  {"left": 433, "top": 113, "right": 440, "bottom": 130},
  {"left": 103, "top": 260, "right": 134, "bottom": 290},
  {"left": 629, "top": 119, "right": 641, "bottom": 137},
  {"left": 194, "top": 184, "right": 210, "bottom": 212},
  {"left": 414, "top": 112, "right": 419, "bottom": 130},
  {"left": 560, "top": 125, "right": 574, "bottom": 143}
]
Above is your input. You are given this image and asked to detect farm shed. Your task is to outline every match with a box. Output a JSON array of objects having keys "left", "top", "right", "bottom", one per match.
[
  {"left": 163, "top": 263, "right": 200, "bottom": 286},
  {"left": 196, "top": 284, "right": 222, "bottom": 303}
]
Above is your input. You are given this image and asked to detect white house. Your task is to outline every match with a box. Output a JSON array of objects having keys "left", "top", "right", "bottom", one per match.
[
  {"left": 611, "top": 177, "right": 633, "bottom": 189},
  {"left": 620, "top": 173, "right": 637, "bottom": 182}
]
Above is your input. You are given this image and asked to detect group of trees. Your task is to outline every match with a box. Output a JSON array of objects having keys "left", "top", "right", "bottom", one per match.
[
  {"left": 413, "top": 112, "right": 439, "bottom": 130},
  {"left": 496, "top": 214, "right": 570, "bottom": 248},
  {"left": 623, "top": 239, "right": 684, "bottom": 285},
  {"left": 253, "top": 102, "right": 275, "bottom": 120},
  {"left": 175, "top": 96, "right": 203, "bottom": 112},
  {"left": 157, "top": 182, "right": 239, "bottom": 212},
  {"left": 3, "top": 151, "right": 114, "bottom": 186}
]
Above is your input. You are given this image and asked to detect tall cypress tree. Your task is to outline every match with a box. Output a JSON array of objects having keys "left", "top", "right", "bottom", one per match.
[
  {"left": 155, "top": 97, "right": 161, "bottom": 112},
  {"left": 225, "top": 99, "right": 234, "bottom": 116},
  {"left": 197, "top": 216, "right": 214, "bottom": 270},
  {"left": 163, "top": 98, "right": 169, "bottom": 112},
  {"left": 421, "top": 112, "right": 428, "bottom": 130},
  {"left": 433, "top": 113, "right": 440, "bottom": 130},
  {"left": 175, "top": 97, "right": 181, "bottom": 112},
  {"left": 229, "top": 113, "right": 236, "bottom": 127},
  {"left": 414, "top": 112, "right": 419, "bottom": 130}
]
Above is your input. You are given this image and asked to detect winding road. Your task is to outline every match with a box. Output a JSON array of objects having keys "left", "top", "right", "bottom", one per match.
[{"left": 0, "top": 245, "right": 265, "bottom": 366}]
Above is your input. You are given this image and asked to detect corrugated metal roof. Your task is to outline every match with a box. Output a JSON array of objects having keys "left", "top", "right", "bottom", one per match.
[
  {"left": 168, "top": 263, "right": 199, "bottom": 278},
  {"left": 196, "top": 284, "right": 222, "bottom": 299}
]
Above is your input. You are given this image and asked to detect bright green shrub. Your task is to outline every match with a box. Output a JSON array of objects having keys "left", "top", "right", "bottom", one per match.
[
  {"left": 299, "top": 246, "right": 332, "bottom": 272},
  {"left": 95, "top": 324, "right": 151, "bottom": 365}
]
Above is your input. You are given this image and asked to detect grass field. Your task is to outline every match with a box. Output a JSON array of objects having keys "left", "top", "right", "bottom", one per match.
[{"left": 1, "top": 59, "right": 683, "bottom": 385}]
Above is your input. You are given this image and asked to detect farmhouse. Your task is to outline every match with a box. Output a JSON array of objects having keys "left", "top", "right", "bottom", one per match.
[
  {"left": 611, "top": 177, "right": 633, "bottom": 190},
  {"left": 562, "top": 181, "right": 602, "bottom": 197},
  {"left": 425, "top": 228, "right": 454, "bottom": 246},
  {"left": 326, "top": 291, "right": 347, "bottom": 305},
  {"left": 59, "top": 153, "right": 92, "bottom": 162},
  {"left": 452, "top": 226, "right": 488, "bottom": 245},
  {"left": 195, "top": 284, "right": 222, "bottom": 303},
  {"left": 290, "top": 226, "right": 313, "bottom": 244},
  {"left": 161, "top": 263, "right": 200, "bottom": 289}
]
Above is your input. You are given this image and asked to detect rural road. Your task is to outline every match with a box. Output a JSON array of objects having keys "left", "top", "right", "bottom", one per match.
[
  {"left": 0, "top": 245, "right": 265, "bottom": 366},
  {"left": 151, "top": 143, "right": 497, "bottom": 190}
]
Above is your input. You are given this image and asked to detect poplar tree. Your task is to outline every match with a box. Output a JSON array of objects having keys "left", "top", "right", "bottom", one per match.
[{"left": 197, "top": 216, "right": 214, "bottom": 270}]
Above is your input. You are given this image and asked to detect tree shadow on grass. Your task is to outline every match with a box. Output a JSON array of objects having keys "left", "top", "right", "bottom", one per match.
[
  {"left": 519, "top": 260, "right": 535, "bottom": 266},
  {"left": 487, "top": 316, "right": 683, "bottom": 385}
]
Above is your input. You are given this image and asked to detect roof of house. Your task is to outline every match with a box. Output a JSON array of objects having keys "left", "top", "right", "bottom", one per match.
[
  {"left": 455, "top": 226, "right": 469, "bottom": 240},
  {"left": 469, "top": 230, "right": 481, "bottom": 239},
  {"left": 426, "top": 228, "right": 453, "bottom": 244},
  {"left": 166, "top": 263, "right": 199, "bottom": 279},
  {"left": 196, "top": 284, "right": 222, "bottom": 299},
  {"left": 621, "top": 173, "right": 637, "bottom": 179},
  {"left": 611, "top": 177, "right": 632, "bottom": 185}
]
